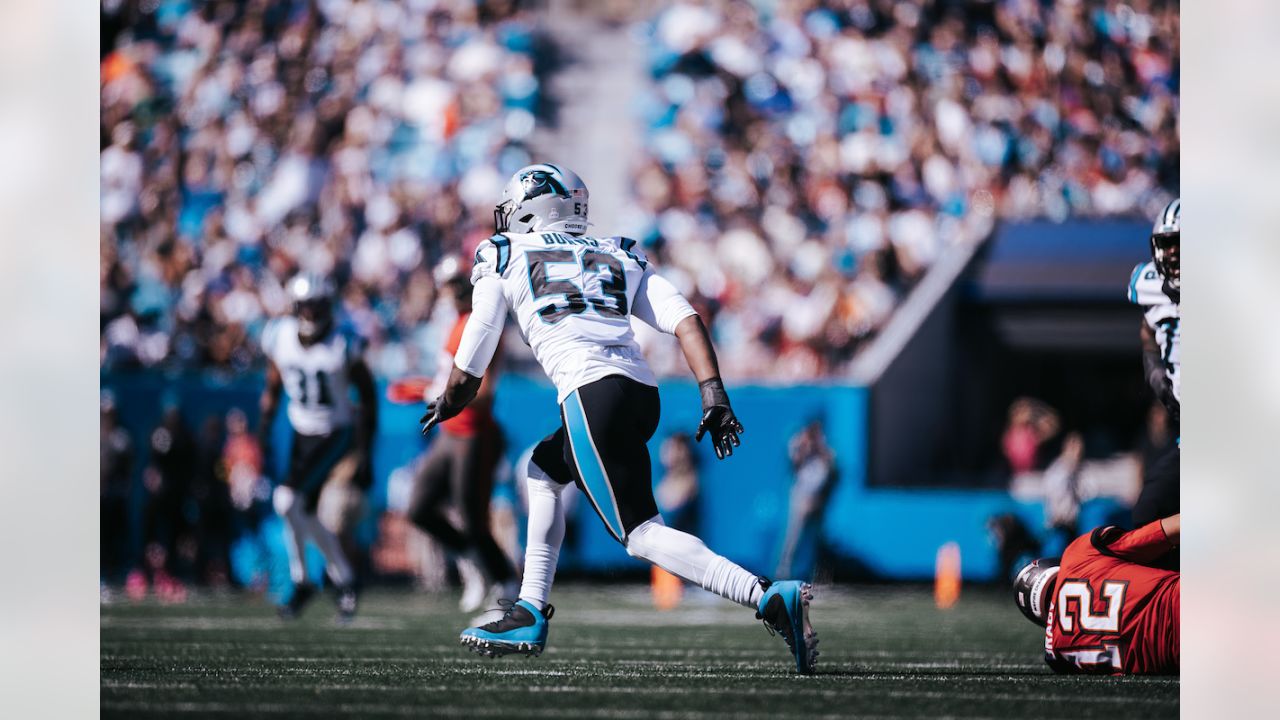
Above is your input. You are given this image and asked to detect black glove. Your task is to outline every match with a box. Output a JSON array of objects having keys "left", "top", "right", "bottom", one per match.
[
  {"left": 695, "top": 378, "right": 744, "bottom": 460},
  {"left": 419, "top": 395, "right": 464, "bottom": 435}
]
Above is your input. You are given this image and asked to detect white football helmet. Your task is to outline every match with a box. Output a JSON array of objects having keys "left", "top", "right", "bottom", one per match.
[
  {"left": 494, "top": 163, "right": 589, "bottom": 235},
  {"left": 286, "top": 272, "right": 335, "bottom": 343}
]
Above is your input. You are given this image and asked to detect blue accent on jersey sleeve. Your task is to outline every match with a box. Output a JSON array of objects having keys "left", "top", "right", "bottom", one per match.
[
  {"left": 491, "top": 234, "right": 511, "bottom": 275},
  {"left": 1127, "top": 263, "right": 1144, "bottom": 303},
  {"left": 615, "top": 236, "right": 648, "bottom": 270}
]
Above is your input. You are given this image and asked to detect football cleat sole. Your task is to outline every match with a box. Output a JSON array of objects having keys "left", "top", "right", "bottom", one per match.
[
  {"left": 780, "top": 583, "right": 819, "bottom": 674},
  {"left": 459, "top": 633, "right": 544, "bottom": 659},
  {"left": 799, "top": 583, "right": 819, "bottom": 673}
]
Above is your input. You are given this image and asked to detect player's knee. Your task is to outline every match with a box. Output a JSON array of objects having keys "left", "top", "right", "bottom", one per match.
[
  {"left": 272, "top": 486, "right": 297, "bottom": 516},
  {"left": 526, "top": 459, "right": 566, "bottom": 498},
  {"left": 623, "top": 516, "right": 666, "bottom": 559}
]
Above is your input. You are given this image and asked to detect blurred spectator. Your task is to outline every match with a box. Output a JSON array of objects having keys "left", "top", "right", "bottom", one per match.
[
  {"left": 630, "top": 0, "right": 1179, "bottom": 377},
  {"left": 135, "top": 404, "right": 197, "bottom": 597},
  {"left": 1001, "top": 397, "right": 1060, "bottom": 474},
  {"left": 221, "top": 408, "right": 272, "bottom": 588},
  {"left": 775, "top": 419, "right": 837, "bottom": 579},
  {"left": 193, "top": 415, "right": 235, "bottom": 587},
  {"left": 986, "top": 512, "right": 1041, "bottom": 584},
  {"left": 656, "top": 432, "right": 700, "bottom": 534},
  {"left": 1043, "top": 431, "right": 1085, "bottom": 541},
  {"left": 100, "top": 391, "right": 134, "bottom": 585}
]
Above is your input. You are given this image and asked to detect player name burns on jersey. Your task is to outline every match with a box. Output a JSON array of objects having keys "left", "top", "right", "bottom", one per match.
[
  {"left": 1128, "top": 261, "right": 1180, "bottom": 405},
  {"left": 262, "top": 316, "right": 362, "bottom": 436},
  {"left": 471, "top": 231, "right": 696, "bottom": 403}
]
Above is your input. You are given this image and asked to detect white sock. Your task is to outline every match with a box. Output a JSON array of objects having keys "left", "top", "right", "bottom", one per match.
[
  {"left": 301, "top": 513, "right": 354, "bottom": 587},
  {"left": 625, "top": 516, "right": 763, "bottom": 609},
  {"left": 274, "top": 487, "right": 310, "bottom": 585},
  {"left": 518, "top": 461, "right": 566, "bottom": 610}
]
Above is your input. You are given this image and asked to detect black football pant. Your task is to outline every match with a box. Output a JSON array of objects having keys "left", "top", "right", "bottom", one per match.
[
  {"left": 1133, "top": 444, "right": 1179, "bottom": 526},
  {"left": 531, "top": 374, "right": 662, "bottom": 543},
  {"left": 1133, "top": 443, "right": 1179, "bottom": 570},
  {"left": 285, "top": 427, "right": 354, "bottom": 513}
]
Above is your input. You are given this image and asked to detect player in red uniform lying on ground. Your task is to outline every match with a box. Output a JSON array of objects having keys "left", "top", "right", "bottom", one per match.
[{"left": 1013, "top": 514, "right": 1179, "bottom": 675}]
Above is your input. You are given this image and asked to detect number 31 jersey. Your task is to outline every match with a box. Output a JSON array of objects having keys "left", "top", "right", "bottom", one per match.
[
  {"left": 472, "top": 231, "right": 696, "bottom": 403},
  {"left": 1044, "top": 521, "right": 1179, "bottom": 675},
  {"left": 261, "top": 317, "right": 362, "bottom": 436}
]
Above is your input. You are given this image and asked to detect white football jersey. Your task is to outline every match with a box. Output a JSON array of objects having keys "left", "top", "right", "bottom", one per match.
[
  {"left": 471, "top": 231, "right": 696, "bottom": 402},
  {"left": 1128, "top": 261, "right": 1180, "bottom": 403},
  {"left": 262, "top": 316, "right": 363, "bottom": 435}
]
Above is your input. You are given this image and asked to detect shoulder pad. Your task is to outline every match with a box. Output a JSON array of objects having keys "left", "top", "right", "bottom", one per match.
[
  {"left": 1128, "top": 262, "right": 1172, "bottom": 306},
  {"left": 610, "top": 236, "right": 648, "bottom": 270},
  {"left": 473, "top": 233, "right": 512, "bottom": 282}
]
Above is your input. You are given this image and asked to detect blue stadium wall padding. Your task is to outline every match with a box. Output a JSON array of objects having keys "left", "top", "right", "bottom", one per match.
[{"left": 103, "top": 371, "right": 1111, "bottom": 583}]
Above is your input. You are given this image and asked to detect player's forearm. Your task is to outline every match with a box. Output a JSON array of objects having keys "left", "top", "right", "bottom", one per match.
[
  {"left": 1159, "top": 514, "right": 1180, "bottom": 547},
  {"left": 674, "top": 315, "right": 722, "bottom": 384},
  {"left": 1139, "top": 323, "right": 1166, "bottom": 396},
  {"left": 442, "top": 365, "right": 484, "bottom": 410},
  {"left": 453, "top": 276, "right": 507, "bottom": 377}
]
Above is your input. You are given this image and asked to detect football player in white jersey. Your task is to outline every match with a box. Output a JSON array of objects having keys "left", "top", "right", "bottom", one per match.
[
  {"left": 418, "top": 164, "right": 819, "bottom": 673},
  {"left": 1127, "top": 198, "right": 1179, "bottom": 530},
  {"left": 259, "top": 274, "right": 378, "bottom": 621}
]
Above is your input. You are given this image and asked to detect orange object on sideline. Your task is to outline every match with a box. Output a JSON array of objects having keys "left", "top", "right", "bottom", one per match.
[
  {"left": 935, "top": 542, "right": 962, "bottom": 609},
  {"left": 651, "top": 565, "right": 683, "bottom": 611}
]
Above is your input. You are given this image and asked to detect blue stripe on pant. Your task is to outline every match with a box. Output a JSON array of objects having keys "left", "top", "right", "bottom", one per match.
[{"left": 562, "top": 390, "right": 627, "bottom": 542}]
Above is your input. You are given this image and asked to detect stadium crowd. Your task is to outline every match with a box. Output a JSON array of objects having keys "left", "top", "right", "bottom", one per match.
[
  {"left": 100, "top": 0, "right": 1179, "bottom": 381},
  {"left": 629, "top": 0, "right": 1178, "bottom": 378},
  {"left": 101, "top": 0, "right": 551, "bottom": 379}
]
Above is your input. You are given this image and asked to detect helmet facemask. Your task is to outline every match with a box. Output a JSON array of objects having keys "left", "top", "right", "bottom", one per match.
[
  {"left": 295, "top": 298, "right": 333, "bottom": 344},
  {"left": 287, "top": 273, "right": 336, "bottom": 345},
  {"left": 494, "top": 199, "right": 514, "bottom": 233},
  {"left": 1013, "top": 557, "right": 1061, "bottom": 627},
  {"left": 1150, "top": 231, "right": 1179, "bottom": 292},
  {"left": 1149, "top": 198, "right": 1179, "bottom": 297}
]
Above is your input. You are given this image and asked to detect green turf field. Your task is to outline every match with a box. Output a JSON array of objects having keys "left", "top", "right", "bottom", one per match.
[{"left": 101, "top": 584, "right": 1177, "bottom": 718}]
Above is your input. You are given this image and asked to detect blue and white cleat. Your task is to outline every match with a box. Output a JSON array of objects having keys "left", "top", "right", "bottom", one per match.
[
  {"left": 756, "top": 580, "right": 818, "bottom": 674},
  {"left": 459, "top": 599, "right": 554, "bottom": 658}
]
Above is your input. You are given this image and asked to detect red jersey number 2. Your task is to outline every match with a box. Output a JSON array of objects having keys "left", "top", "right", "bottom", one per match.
[{"left": 1057, "top": 579, "right": 1129, "bottom": 634}]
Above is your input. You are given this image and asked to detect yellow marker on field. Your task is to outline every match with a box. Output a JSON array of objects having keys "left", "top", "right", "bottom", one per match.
[
  {"left": 652, "top": 565, "right": 683, "bottom": 610},
  {"left": 935, "top": 541, "right": 961, "bottom": 609}
]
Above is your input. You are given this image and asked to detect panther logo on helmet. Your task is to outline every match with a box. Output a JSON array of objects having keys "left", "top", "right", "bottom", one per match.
[{"left": 494, "top": 163, "right": 589, "bottom": 236}]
